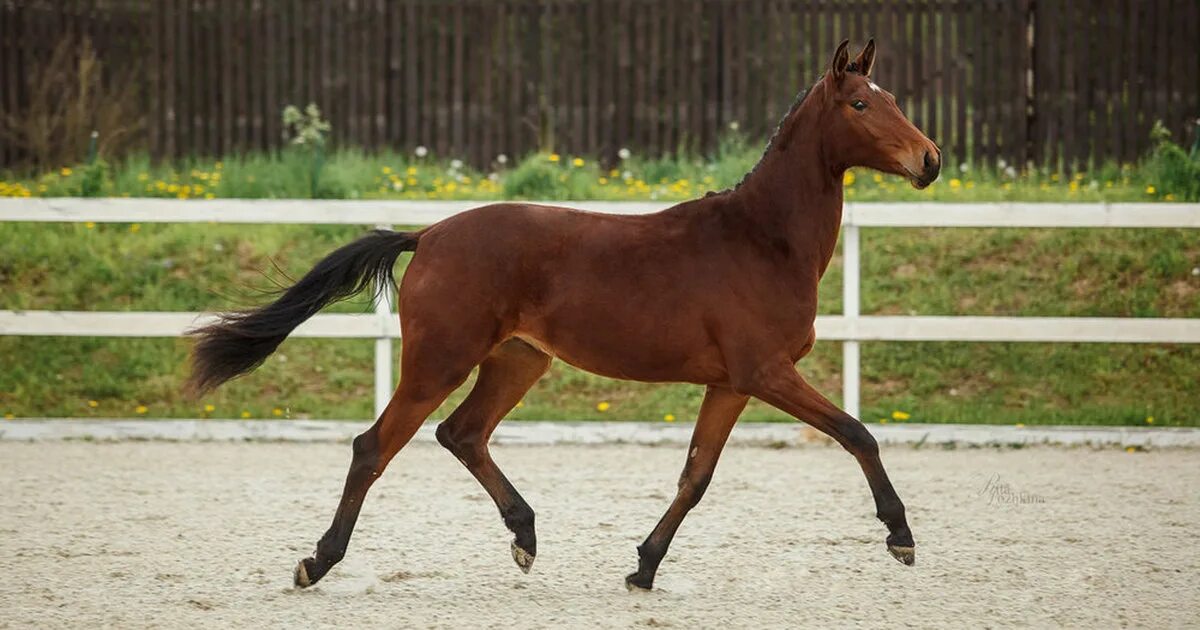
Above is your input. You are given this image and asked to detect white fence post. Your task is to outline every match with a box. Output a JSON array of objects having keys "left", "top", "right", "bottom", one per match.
[
  {"left": 842, "top": 222, "right": 861, "bottom": 419},
  {"left": 374, "top": 224, "right": 394, "bottom": 419}
]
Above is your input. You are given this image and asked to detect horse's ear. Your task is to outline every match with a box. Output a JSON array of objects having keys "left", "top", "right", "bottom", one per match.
[
  {"left": 853, "top": 38, "right": 876, "bottom": 77},
  {"left": 830, "top": 39, "right": 851, "bottom": 81}
]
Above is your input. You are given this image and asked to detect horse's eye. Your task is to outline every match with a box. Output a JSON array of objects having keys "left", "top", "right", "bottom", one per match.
[{"left": 851, "top": 99, "right": 868, "bottom": 111}]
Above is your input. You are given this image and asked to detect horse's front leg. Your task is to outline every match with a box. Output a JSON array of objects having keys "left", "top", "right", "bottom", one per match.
[
  {"left": 625, "top": 385, "right": 749, "bottom": 591},
  {"left": 738, "top": 361, "right": 915, "bottom": 565}
]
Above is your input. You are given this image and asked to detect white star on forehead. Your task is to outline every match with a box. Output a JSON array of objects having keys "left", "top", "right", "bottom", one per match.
[{"left": 868, "top": 81, "right": 882, "bottom": 93}]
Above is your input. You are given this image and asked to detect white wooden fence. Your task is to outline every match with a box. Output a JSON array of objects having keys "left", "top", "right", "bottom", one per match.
[{"left": 3, "top": 198, "right": 1199, "bottom": 419}]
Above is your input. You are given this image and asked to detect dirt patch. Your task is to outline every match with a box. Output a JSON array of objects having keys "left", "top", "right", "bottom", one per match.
[{"left": 0, "top": 442, "right": 1196, "bottom": 628}]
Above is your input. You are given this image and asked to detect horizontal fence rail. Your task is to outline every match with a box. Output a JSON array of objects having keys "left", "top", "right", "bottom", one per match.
[
  {"left": 2, "top": 199, "right": 1198, "bottom": 419},
  {"left": 1, "top": 1, "right": 1197, "bottom": 169}
]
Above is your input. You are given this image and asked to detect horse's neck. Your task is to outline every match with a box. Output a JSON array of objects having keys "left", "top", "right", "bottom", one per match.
[{"left": 734, "top": 112, "right": 845, "bottom": 277}]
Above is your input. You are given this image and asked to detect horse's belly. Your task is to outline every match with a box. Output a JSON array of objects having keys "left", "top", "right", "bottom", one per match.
[{"left": 514, "top": 310, "right": 727, "bottom": 385}]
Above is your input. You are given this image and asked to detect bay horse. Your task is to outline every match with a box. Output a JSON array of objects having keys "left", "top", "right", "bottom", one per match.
[{"left": 189, "top": 39, "right": 940, "bottom": 591}]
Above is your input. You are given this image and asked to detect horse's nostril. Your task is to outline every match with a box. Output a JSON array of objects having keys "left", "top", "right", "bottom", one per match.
[{"left": 923, "top": 151, "right": 933, "bottom": 170}]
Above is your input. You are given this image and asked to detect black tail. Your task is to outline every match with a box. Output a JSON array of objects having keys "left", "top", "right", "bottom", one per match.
[{"left": 187, "top": 229, "right": 418, "bottom": 395}]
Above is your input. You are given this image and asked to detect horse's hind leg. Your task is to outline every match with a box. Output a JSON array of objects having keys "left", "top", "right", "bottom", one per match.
[
  {"left": 293, "top": 332, "right": 491, "bottom": 588},
  {"left": 626, "top": 385, "right": 749, "bottom": 591},
  {"left": 435, "top": 338, "right": 551, "bottom": 573}
]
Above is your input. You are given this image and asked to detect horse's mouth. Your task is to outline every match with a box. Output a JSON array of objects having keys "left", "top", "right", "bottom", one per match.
[{"left": 904, "top": 168, "right": 936, "bottom": 190}]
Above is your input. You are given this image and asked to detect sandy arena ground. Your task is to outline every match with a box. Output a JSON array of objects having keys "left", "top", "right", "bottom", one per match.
[{"left": 1, "top": 441, "right": 1197, "bottom": 628}]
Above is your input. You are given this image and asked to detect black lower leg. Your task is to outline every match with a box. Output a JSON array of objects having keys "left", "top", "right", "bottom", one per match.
[
  {"left": 625, "top": 474, "right": 710, "bottom": 591},
  {"left": 295, "top": 429, "right": 381, "bottom": 587}
]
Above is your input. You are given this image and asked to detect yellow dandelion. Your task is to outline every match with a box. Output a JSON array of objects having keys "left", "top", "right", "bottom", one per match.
[
  {"left": 1015, "top": 423, "right": 1025, "bottom": 428},
  {"left": 135, "top": 405, "right": 148, "bottom": 414},
  {"left": 1164, "top": 194, "right": 1176, "bottom": 201},
  {"left": 240, "top": 410, "right": 251, "bottom": 419},
  {"left": 596, "top": 401, "right": 611, "bottom": 412},
  {"left": 1145, "top": 185, "right": 1156, "bottom": 195},
  {"left": 85, "top": 221, "right": 96, "bottom": 229},
  {"left": 873, "top": 173, "right": 884, "bottom": 183},
  {"left": 598, "top": 177, "right": 608, "bottom": 185},
  {"left": 130, "top": 223, "right": 141, "bottom": 233},
  {"left": 572, "top": 157, "right": 585, "bottom": 167},
  {"left": 272, "top": 407, "right": 283, "bottom": 417},
  {"left": 61, "top": 167, "right": 73, "bottom": 176},
  {"left": 167, "top": 183, "right": 179, "bottom": 193},
  {"left": 137, "top": 172, "right": 149, "bottom": 182},
  {"left": 382, "top": 166, "right": 392, "bottom": 174},
  {"left": 1125, "top": 446, "right": 1136, "bottom": 453},
  {"left": 891, "top": 410, "right": 911, "bottom": 421},
  {"left": 663, "top": 413, "right": 676, "bottom": 422},
  {"left": 3, "top": 413, "right": 13, "bottom": 420},
  {"left": 949, "top": 178, "right": 962, "bottom": 189},
  {"left": 203, "top": 404, "right": 215, "bottom": 413},
  {"left": 1145, "top": 416, "right": 1155, "bottom": 425},
  {"left": 205, "top": 193, "right": 215, "bottom": 199},
  {"left": 548, "top": 153, "right": 561, "bottom": 163},
  {"left": 87, "top": 400, "right": 99, "bottom": 408},
  {"left": 842, "top": 171, "right": 855, "bottom": 186}
]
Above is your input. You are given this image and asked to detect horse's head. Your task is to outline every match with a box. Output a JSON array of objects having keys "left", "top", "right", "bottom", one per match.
[{"left": 817, "top": 39, "right": 941, "bottom": 189}]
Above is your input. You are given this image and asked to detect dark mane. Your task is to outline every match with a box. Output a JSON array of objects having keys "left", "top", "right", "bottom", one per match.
[{"left": 716, "top": 85, "right": 812, "bottom": 195}]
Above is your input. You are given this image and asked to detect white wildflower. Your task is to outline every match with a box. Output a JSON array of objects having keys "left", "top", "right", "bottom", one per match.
[
  {"left": 617, "top": 147, "right": 631, "bottom": 160},
  {"left": 496, "top": 154, "right": 508, "bottom": 165},
  {"left": 1005, "top": 165, "right": 1017, "bottom": 178},
  {"left": 959, "top": 163, "right": 970, "bottom": 173},
  {"left": 414, "top": 145, "right": 428, "bottom": 158},
  {"left": 450, "top": 159, "right": 463, "bottom": 170},
  {"left": 728, "top": 121, "right": 740, "bottom": 131}
]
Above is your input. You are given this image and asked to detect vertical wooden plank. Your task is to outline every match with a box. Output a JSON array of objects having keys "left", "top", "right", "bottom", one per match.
[
  {"left": 421, "top": 1, "right": 436, "bottom": 152},
  {"left": 374, "top": 0, "right": 386, "bottom": 149},
  {"left": 986, "top": 0, "right": 1001, "bottom": 167},
  {"left": 928, "top": 0, "right": 943, "bottom": 158},
  {"left": 145, "top": 0, "right": 162, "bottom": 161},
  {"left": 264, "top": 0, "right": 279, "bottom": 152},
  {"left": 178, "top": 0, "right": 192, "bottom": 160},
  {"left": 1185, "top": 0, "right": 1200, "bottom": 151},
  {"left": 968, "top": 0, "right": 984, "bottom": 166},
  {"left": 163, "top": 0, "right": 177, "bottom": 160},
  {"left": 252, "top": 0, "right": 265, "bottom": 152},
  {"left": 573, "top": 0, "right": 588, "bottom": 154},
  {"left": 184, "top": 0, "right": 201, "bottom": 158},
  {"left": 403, "top": 0, "right": 416, "bottom": 149}
]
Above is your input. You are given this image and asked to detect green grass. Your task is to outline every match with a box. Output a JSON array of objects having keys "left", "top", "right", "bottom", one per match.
[
  {"left": 1, "top": 221, "right": 1196, "bottom": 426},
  {"left": 3, "top": 130, "right": 1197, "bottom": 202}
]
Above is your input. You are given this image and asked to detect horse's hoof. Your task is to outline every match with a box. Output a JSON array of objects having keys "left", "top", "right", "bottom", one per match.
[
  {"left": 511, "top": 540, "right": 535, "bottom": 574},
  {"left": 293, "top": 558, "right": 313, "bottom": 588},
  {"left": 887, "top": 544, "right": 916, "bottom": 566},
  {"left": 624, "top": 572, "right": 653, "bottom": 592}
]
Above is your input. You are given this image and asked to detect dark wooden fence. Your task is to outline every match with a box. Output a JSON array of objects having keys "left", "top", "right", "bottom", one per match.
[{"left": 1, "top": 0, "right": 1197, "bottom": 170}]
